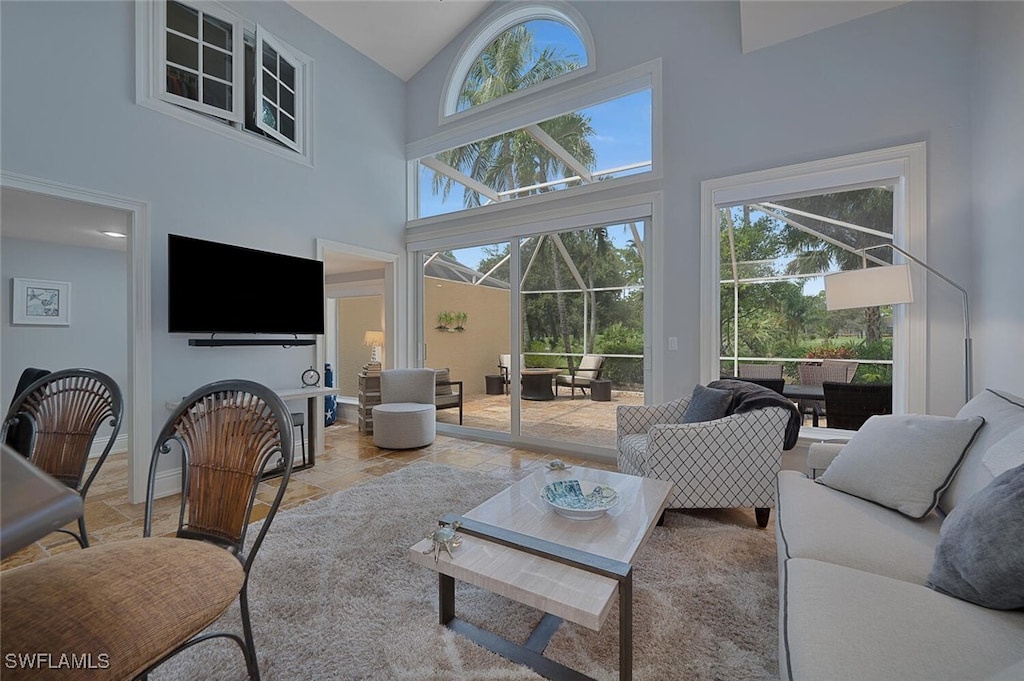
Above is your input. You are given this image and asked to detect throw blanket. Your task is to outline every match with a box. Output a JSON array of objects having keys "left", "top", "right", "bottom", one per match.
[{"left": 709, "top": 379, "right": 802, "bottom": 450}]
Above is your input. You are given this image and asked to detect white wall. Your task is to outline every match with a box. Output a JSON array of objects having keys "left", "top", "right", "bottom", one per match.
[
  {"left": 1, "top": 238, "right": 127, "bottom": 404},
  {"left": 0, "top": 1, "right": 407, "bottom": 439},
  {"left": 970, "top": 2, "right": 1024, "bottom": 396},
  {"left": 406, "top": 0, "right": 1003, "bottom": 414}
]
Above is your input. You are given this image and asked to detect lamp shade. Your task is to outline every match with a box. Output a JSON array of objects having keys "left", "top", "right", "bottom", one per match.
[
  {"left": 363, "top": 330, "right": 385, "bottom": 347},
  {"left": 824, "top": 263, "right": 913, "bottom": 310}
]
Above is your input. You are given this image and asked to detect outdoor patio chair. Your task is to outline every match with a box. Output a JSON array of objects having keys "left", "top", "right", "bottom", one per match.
[
  {"left": 737, "top": 363, "right": 783, "bottom": 380},
  {"left": 797, "top": 363, "right": 855, "bottom": 425},
  {"left": 555, "top": 354, "right": 605, "bottom": 399},
  {"left": 434, "top": 367, "right": 463, "bottom": 424},
  {"left": 0, "top": 368, "right": 123, "bottom": 548},
  {"left": 822, "top": 359, "right": 859, "bottom": 382},
  {"left": 822, "top": 381, "right": 892, "bottom": 430},
  {"left": 497, "top": 354, "right": 526, "bottom": 394}
]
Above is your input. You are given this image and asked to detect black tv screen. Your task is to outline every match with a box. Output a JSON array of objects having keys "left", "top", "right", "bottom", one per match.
[{"left": 168, "top": 234, "right": 325, "bottom": 335}]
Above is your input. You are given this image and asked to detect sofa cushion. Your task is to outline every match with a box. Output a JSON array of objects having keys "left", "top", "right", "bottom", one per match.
[
  {"left": 943, "top": 389, "right": 1024, "bottom": 513},
  {"left": 983, "top": 426, "right": 1024, "bottom": 477},
  {"left": 817, "top": 413, "right": 985, "bottom": 518},
  {"left": 776, "top": 470, "right": 942, "bottom": 584},
  {"left": 927, "top": 463, "right": 1024, "bottom": 609},
  {"left": 680, "top": 384, "right": 731, "bottom": 423},
  {"left": 987, "top": 659, "right": 1024, "bottom": 681},
  {"left": 781, "top": 558, "right": 1024, "bottom": 681}
]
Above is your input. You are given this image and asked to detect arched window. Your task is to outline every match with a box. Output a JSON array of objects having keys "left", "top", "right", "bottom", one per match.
[{"left": 443, "top": 4, "right": 593, "bottom": 119}]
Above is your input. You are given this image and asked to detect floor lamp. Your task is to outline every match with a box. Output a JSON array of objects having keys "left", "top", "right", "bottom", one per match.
[{"left": 823, "top": 243, "right": 973, "bottom": 403}]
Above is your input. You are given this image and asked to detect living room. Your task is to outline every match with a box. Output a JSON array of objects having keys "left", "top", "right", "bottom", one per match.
[{"left": 1, "top": 1, "right": 1021, "bottom": 679}]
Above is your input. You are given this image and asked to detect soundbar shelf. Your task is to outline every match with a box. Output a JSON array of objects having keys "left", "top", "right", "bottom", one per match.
[{"left": 188, "top": 338, "right": 316, "bottom": 347}]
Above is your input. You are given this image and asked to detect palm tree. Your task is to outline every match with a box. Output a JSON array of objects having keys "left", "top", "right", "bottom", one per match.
[
  {"left": 778, "top": 189, "right": 894, "bottom": 342},
  {"left": 429, "top": 22, "right": 597, "bottom": 357}
]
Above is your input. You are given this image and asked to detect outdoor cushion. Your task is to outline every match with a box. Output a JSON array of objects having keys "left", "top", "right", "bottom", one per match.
[{"left": 817, "top": 413, "right": 985, "bottom": 518}]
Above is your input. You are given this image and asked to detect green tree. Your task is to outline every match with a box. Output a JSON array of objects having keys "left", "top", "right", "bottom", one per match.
[{"left": 778, "top": 188, "right": 894, "bottom": 342}]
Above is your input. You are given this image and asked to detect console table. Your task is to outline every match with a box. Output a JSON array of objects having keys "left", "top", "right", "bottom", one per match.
[{"left": 272, "top": 386, "right": 341, "bottom": 477}]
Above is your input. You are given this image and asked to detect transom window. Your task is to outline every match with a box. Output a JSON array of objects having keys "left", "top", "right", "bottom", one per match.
[
  {"left": 418, "top": 89, "right": 652, "bottom": 218},
  {"left": 137, "top": 0, "right": 312, "bottom": 159},
  {"left": 443, "top": 4, "right": 593, "bottom": 119}
]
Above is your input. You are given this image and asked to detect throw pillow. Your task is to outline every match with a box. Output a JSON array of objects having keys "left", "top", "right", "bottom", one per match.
[
  {"left": 681, "top": 384, "right": 732, "bottom": 424},
  {"left": 982, "top": 425, "right": 1024, "bottom": 477},
  {"left": 926, "top": 463, "right": 1024, "bottom": 609},
  {"left": 817, "top": 413, "right": 985, "bottom": 518}
]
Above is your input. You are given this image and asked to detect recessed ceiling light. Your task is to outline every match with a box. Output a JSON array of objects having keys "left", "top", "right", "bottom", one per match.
[{"left": 101, "top": 231, "right": 127, "bottom": 239}]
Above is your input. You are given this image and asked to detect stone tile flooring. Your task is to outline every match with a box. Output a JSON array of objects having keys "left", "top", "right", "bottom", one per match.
[{"left": 1, "top": 422, "right": 613, "bottom": 572}]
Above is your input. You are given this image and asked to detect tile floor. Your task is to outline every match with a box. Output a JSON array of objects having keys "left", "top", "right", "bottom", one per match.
[{"left": 1, "top": 422, "right": 613, "bottom": 572}]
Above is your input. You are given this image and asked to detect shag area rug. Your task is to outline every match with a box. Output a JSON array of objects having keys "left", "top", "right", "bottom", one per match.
[{"left": 151, "top": 461, "right": 778, "bottom": 680}]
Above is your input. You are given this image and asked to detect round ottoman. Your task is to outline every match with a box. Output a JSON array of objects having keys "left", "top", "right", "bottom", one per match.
[{"left": 372, "top": 402, "right": 436, "bottom": 449}]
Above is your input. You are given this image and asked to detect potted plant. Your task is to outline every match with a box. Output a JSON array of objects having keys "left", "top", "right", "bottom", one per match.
[
  {"left": 454, "top": 311, "right": 468, "bottom": 331},
  {"left": 436, "top": 311, "right": 454, "bottom": 331}
]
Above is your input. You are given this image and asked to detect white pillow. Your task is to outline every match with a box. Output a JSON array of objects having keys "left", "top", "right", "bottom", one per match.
[
  {"left": 817, "top": 413, "right": 985, "bottom": 518},
  {"left": 982, "top": 425, "right": 1024, "bottom": 477}
]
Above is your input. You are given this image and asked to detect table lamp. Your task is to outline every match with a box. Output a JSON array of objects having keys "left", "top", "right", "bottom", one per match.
[
  {"left": 823, "top": 243, "right": 972, "bottom": 402},
  {"left": 363, "top": 330, "right": 385, "bottom": 365}
]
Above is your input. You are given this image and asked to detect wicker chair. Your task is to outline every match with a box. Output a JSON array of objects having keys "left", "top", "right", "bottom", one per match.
[
  {"left": 0, "top": 380, "right": 294, "bottom": 681},
  {"left": 1, "top": 368, "right": 122, "bottom": 548},
  {"left": 822, "top": 382, "right": 893, "bottom": 430},
  {"left": 797, "top": 363, "right": 853, "bottom": 426},
  {"left": 3, "top": 366, "right": 51, "bottom": 456},
  {"left": 737, "top": 363, "right": 783, "bottom": 380},
  {"left": 555, "top": 354, "right": 605, "bottom": 398}
]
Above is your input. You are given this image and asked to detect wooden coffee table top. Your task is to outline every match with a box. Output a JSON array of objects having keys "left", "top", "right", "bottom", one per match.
[{"left": 409, "top": 466, "right": 673, "bottom": 630}]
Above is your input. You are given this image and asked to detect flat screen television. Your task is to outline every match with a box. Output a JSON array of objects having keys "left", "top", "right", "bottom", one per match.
[{"left": 168, "top": 234, "right": 325, "bottom": 335}]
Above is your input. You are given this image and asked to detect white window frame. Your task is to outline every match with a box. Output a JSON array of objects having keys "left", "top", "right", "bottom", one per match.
[
  {"left": 699, "top": 142, "right": 928, "bottom": 418},
  {"left": 410, "top": 59, "right": 662, "bottom": 223},
  {"left": 135, "top": 0, "right": 314, "bottom": 165},
  {"left": 255, "top": 25, "right": 302, "bottom": 152},
  {"left": 440, "top": 2, "right": 596, "bottom": 125},
  {"left": 158, "top": 0, "right": 243, "bottom": 122}
]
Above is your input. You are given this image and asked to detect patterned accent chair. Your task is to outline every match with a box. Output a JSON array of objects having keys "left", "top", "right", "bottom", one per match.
[{"left": 616, "top": 396, "right": 791, "bottom": 527}]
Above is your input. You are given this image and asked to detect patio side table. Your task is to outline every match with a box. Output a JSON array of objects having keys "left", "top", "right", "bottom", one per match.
[{"left": 590, "top": 379, "right": 612, "bottom": 402}]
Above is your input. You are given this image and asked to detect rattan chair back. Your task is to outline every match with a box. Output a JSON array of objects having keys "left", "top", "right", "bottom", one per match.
[
  {"left": 146, "top": 380, "right": 294, "bottom": 566},
  {"left": 738, "top": 363, "right": 783, "bottom": 380},
  {"left": 823, "top": 382, "right": 893, "bottom": 430},
  {"left": 1, "top": 368, "right": 123, "bottom": 548}
]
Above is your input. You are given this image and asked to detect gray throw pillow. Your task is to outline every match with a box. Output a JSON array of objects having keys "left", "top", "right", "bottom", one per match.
[
  {"left": 817, "top": 413, "right": 985, "bottom": 518},
  {"left": 681, "top": 384, "right": 732, "bottom": 424},
  {"left": 926, "top": 463, "right": 1024, "bottom": 609}
]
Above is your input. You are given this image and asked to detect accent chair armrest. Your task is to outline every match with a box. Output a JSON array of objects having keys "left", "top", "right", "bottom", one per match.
[{"left": 615, "top": 398, "right": 689, "bottom": 439}]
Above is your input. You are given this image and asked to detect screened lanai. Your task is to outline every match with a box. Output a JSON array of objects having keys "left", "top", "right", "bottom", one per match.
[{"left": 718, "top": 186, "right": 898, "bottom": 401}]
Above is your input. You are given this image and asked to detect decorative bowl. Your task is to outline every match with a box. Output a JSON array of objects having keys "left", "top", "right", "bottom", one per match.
[{"left": 541, "top": 479, "right": 618, "bottom": 520}]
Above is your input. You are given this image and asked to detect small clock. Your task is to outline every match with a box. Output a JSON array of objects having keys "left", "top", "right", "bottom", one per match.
[{"left": 301, "top": 366, "right": 320, "bottom": 387}]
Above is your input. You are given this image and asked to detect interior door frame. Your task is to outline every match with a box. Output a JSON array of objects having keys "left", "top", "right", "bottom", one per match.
[{"left": 1, "top": 171, "right": 153, "bottom": 503}]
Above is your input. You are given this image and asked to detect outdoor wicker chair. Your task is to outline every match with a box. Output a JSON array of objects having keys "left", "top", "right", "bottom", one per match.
[
  {"left": 797, "top": 363, "right": 854, "bottom": 426},
  {"left": 822, "top": 381, "right": 893, "bottom": 430},
  {"left": 737, "top": 363, "right": 783, "bottom": 380},
  {"left": 0, "top": 368, "right": 122, "bottom": 548},
  {"left": 0, "top": 379, "right": 293, "bottom": 681}
]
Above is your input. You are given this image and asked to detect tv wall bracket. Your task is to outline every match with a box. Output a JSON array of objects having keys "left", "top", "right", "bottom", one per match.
[{"left": 188, "top": 336, "right": 316, "bottom": 347}]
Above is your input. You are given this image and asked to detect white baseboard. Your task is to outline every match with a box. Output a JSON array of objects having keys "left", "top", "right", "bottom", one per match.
[
  {"left": 152, "top": 467, "right": 182, "bottom": 500},
  {"left": 89, "top": 433, "right": 129, "bottom": 459}
]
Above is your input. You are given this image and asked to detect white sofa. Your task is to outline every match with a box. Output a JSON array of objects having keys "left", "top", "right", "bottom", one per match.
[{"left": 775, "top": 388, "right": 1024, "bottom": 681}]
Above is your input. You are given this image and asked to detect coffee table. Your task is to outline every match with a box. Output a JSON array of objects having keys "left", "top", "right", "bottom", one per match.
[{"left": 408, "top": 466, "right": 673, "bottom": 681}]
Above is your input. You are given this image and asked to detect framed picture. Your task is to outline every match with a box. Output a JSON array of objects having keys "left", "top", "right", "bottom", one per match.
[{"left": 11, "top": 278, "right": 71, "bottom": 326}]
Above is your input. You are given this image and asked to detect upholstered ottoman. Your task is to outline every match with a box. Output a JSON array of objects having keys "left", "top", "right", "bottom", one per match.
[{"left": 372, "top": 402, "right": 436, "bottom": 449}]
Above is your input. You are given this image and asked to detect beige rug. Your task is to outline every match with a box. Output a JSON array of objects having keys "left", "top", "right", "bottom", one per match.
[{"left": 151, "top": 461, "right": 778, "bottom": 680}]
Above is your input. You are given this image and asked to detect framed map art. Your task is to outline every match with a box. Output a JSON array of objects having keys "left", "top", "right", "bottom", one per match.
[{"left": 11, "top": 278, "right": 71, "bottom": 326}]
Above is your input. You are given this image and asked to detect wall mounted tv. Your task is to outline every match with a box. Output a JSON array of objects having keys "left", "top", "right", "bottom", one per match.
[{"left": 168, "top": 234, "right": 325, "bottom": 337}]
